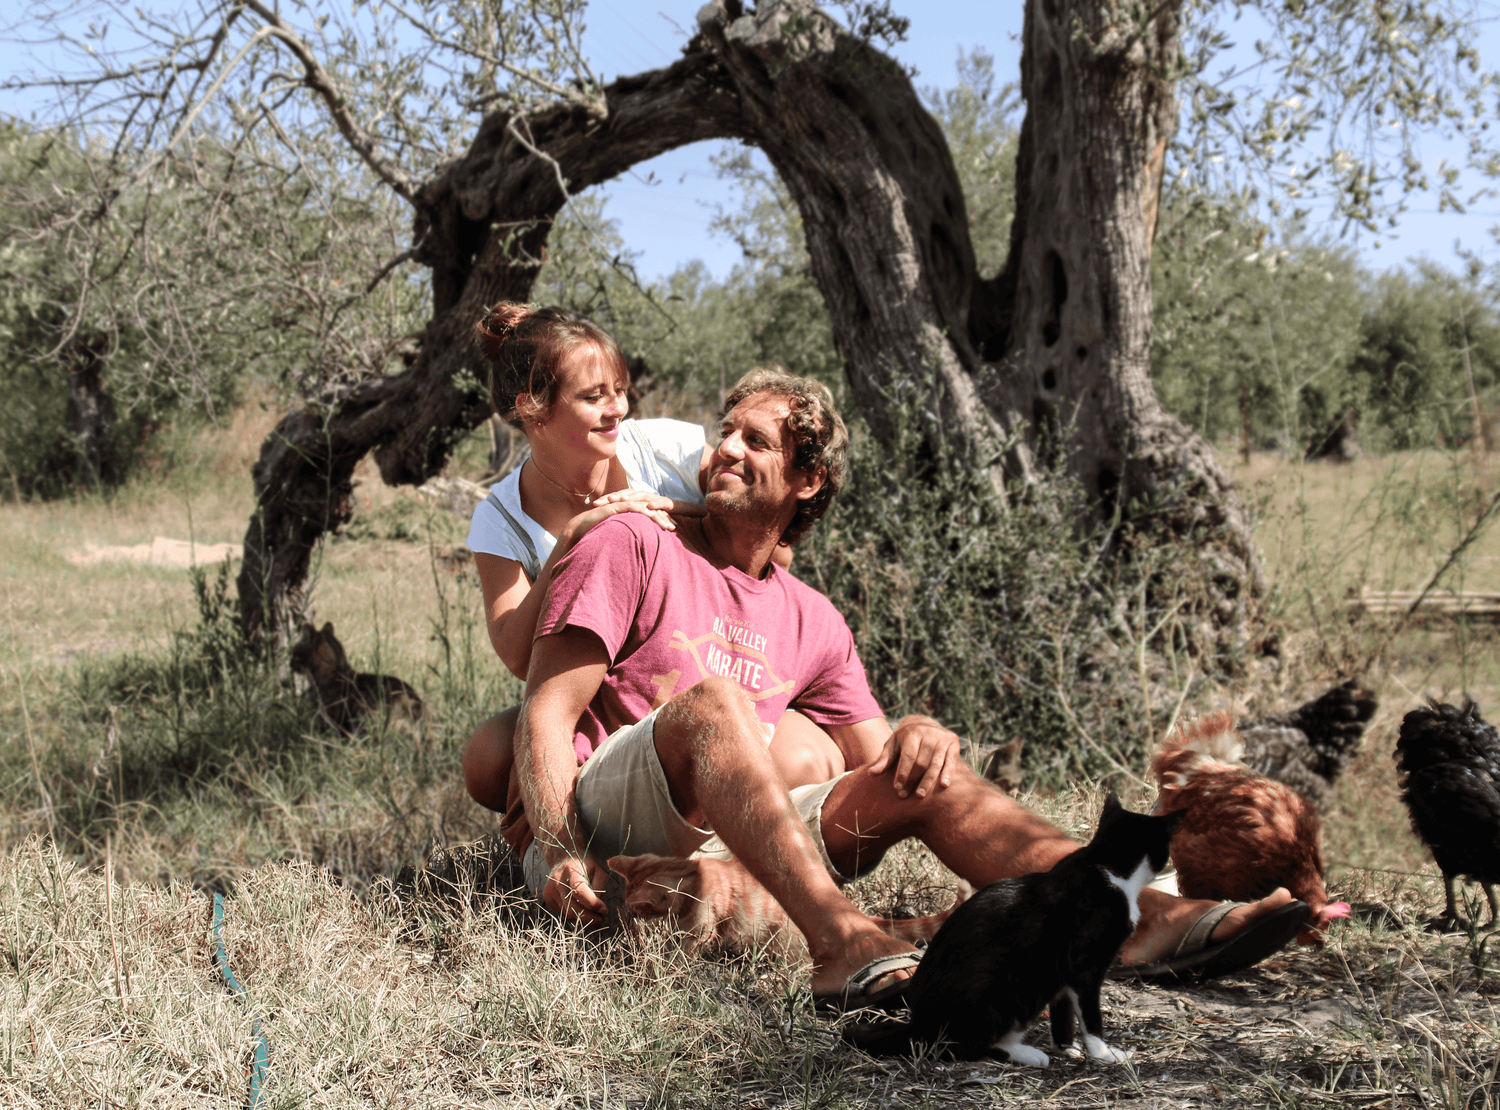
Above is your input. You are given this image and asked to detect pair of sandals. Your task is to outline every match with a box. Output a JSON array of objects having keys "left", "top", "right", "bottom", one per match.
[{"left": 820, "top": 899, "right": 1311, "bottom": 1011}]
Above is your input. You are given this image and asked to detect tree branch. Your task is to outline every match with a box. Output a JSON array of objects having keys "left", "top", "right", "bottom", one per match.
[{"left": 240, "top": 0, "right": 417, "bottom": 204}]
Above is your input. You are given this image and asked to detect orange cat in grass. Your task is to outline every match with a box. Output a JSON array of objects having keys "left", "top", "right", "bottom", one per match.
[{"left": 608, "top": 854, "right": 966, "bottom": 956}]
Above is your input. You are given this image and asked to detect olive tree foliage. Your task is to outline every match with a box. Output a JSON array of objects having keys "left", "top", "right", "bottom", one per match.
[
  {"left": 9, "top": 0, "right": 1500, "bottom": 651},
  {"left": 1174, "top": 1, "right": 1499, "bottom": 230},
  {"left": 1353, "top": 258, "right": 1500, "bottom": 450},
  {"left": 0, "top": 122, "right": 265, "bottom": 491},
  {"left": 1149, "top": 192, "right": 1500, "bottom": 457},
  {"left": 1150, "top": 190, "right": 1367, "bottom": 454},
  {"left": 0, "top": 13, "right": 426, "bottom": 493}
]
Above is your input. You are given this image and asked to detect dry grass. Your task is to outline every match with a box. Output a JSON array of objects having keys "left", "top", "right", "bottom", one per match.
[
  {"left": 0, "top": 400, "right": 486, "bottom": 677},
  {"left": 4, "top": 418, "right": 1500, "bottom": 1106},
  {"left": 3, "top": 829, "right": 1498, "bottom": 1108},
  {"left": 1229, "top": 448, "right": 1500, "bottom": 617},
  {"left": 0, "top": 839, "right": 819, "bottom": 1108}
]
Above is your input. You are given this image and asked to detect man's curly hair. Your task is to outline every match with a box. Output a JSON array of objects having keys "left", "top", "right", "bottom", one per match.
[{"left": 721, "top": 366, "right": 849, "bottom": 547}]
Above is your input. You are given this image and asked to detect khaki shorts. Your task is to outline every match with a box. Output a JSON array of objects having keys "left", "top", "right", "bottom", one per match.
[{"left": 521, "top": 708, "right": 886, "bottom": 896}]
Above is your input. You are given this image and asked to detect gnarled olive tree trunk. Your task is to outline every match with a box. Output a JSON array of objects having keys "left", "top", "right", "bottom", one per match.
[
  {"left": 237, "top": 52, "right": 747, "bottom": 644},
  {"left": 985, "top": 0, "right": 1263, "bottom": 641},
  {"left": 240, "top": 0, "right": 1260, "bottom": 658}
]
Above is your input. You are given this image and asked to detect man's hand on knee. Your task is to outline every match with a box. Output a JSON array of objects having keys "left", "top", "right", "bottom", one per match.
[
  {"left": 542, "top": 854, "right": 611, "bottom": 923},
  {"left": 868, "top": 715, "right": 963, "bottom": 799}
]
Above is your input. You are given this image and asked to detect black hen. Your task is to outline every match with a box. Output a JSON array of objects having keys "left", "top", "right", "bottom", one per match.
[
  {"left": 1237, "top": 679, "right": 1379, "bottom": 808},
  {"left": 1394, "top": 701, "right": 1500, "bottom": 927}
]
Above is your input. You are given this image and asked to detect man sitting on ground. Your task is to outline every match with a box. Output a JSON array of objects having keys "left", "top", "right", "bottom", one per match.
[{"left": 507, "top": 367, "right": 1308, "bottom": 1004}]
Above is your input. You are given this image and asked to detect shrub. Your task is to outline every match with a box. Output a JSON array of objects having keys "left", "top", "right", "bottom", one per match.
[{"left": 796, "top": 382, "right": 1238, "bottom": 788}]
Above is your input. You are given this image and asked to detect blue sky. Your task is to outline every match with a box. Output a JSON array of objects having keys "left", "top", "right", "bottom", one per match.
[{"left": 5, "top": 1, "right": 1500, "bottom": 283}]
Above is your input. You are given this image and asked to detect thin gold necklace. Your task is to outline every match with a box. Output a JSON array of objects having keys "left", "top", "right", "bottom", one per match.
[{"left": 529, "top": 456, "right": 604, "bottom": 505}]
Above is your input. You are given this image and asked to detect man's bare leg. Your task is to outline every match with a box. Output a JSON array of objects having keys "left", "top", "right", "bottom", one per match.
[
  {"left": 471, "top": 703, "right": 838, "bottom": 813},
  {"left": 651, "top": 679, "right": 915, "bottom": 997},
  {"left": 769, "top": 710, "right": 845, "bottom": 790},
  {"left": 1120, "top": 887, "right": 1296, "bottom": 964},
  {"left": 815, "top": 761, "right": 1300, "bottom": 969}
]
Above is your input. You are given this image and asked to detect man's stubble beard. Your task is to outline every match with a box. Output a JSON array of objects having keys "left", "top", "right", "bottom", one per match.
[{"left": 705, "top": 487, "right": 783, "bottom": 537}]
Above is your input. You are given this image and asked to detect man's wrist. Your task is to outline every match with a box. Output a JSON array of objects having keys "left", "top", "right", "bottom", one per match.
[{"left": 541, "top": 842, "right": 582, "bottom": 870}]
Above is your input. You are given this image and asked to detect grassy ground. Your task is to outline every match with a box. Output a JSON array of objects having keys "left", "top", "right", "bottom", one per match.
[{"left": 2, "top": 415, "right": 1498, "bottom": 1107}]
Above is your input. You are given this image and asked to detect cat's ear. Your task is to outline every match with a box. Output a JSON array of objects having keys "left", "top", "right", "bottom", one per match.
[
  {"left": 1094, "top": 791, "right": 1126, "bottom": 835},
  {"left": 607, "top": 855, "right": 642, "bottom": 882}
]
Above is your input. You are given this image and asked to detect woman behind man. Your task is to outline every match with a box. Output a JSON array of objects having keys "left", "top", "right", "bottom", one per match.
[{"left": 460, "top": 303, "right": 843, "bottom": 848}]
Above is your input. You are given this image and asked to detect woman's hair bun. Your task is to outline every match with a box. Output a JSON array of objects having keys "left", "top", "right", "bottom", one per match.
[{"left": 475, "top": 303, "right": 534, "bottom": 357}]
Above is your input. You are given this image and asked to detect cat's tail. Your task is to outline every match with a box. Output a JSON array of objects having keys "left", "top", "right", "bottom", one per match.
[
  {"left": 875, "top": 882, "right": 973, "bottom": 945},
  {"left": 842, "top": 1019, "right": 918, "bottom": 1057},
  {"left": 1151, "top": 709, "right": 1243, "bottom": 790}
]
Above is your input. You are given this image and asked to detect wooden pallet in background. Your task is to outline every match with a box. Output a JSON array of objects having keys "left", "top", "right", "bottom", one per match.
[{"left": 1351, "top": 587, "right": 1500, "bottom": 621}]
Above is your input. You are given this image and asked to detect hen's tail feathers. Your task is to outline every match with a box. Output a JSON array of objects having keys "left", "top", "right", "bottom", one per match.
[
  {"left": 1151, "top": 710, "right": 1243, "bottom": 787},
  {"left": 1284, "top": 680, "right": 1379, "bottom": 739}
]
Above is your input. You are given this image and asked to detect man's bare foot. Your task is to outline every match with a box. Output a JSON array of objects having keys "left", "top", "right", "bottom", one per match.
[
  {"left": 1119, "top": 887, "right": 1297, "bottom": 967},
  {"left": 809, "top": 925, "right": 919, "bottom": 1000}
]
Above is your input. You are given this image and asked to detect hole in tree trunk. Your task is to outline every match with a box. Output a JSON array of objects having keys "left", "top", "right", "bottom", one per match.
[
  {"left": 1075, "top": 346, "right": 1088, "bottom": 361},
  {"left": 1097, "top": 466, "right": 1120, "bottom": 520},
  {"left": 1042, "top": 250, "right": 1067, "bottom": 347},
  {"left": 1042, "top": 367, "right": 1057, "bottom": 391},
  {"left": 1032, "top": 399, "right": 1060, "bottom": 470}
]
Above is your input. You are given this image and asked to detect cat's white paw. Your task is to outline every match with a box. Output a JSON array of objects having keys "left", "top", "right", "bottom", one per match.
[
  {"left": 993, "top": 1033, "right": 1050, "bottom": 1067},
  {"left": 1082, "top": 1034, "right": 1131, "bottom": 1064},
  {"left": 1057, "top": 1041, "right": 1084, "bottom": 1059}
]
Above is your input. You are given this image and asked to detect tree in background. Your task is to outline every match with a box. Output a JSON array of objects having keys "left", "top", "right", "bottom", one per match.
[
  {"left": 1354, "top": 260, "right": 1500, "bottom": 452},
  {"left": 9, "top": 0, "right": 1498, "bottom": 652},
  {"left": 1151, "top": 190, "right": 1366, "bottom": 456},
  {"left": 0, "top": 109, "right": 424, "bottom": 494}
]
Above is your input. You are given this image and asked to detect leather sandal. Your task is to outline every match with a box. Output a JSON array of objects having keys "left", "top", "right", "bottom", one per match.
[{"left": 1110, "top": 900, "right": 1310, "bottom": 984}]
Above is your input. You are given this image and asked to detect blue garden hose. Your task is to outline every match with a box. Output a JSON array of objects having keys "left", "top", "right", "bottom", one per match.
[{"left": 212, "top": 893, "right": 271, "bottom": 1109}]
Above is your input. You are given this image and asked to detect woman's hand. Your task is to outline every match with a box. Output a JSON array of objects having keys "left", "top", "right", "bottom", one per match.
[{"left": 556, "top": 491, "right": 705, "bottom": 553}]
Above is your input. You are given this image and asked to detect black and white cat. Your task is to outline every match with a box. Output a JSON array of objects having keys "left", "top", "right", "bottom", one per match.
[{"left": 845, "top": 793, "right": 1184, "bottom": 1065}]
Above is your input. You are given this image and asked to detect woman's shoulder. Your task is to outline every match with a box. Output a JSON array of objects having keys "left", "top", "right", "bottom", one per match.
[
  {"left": 471, "top": 467, "right": 525, "bottom": 522},
  {"left": 467, "top": 467, "right": 546, "bottom": 576},
  {"left": 620, "top": 417, "right": 708, "bottom": 452},
  {"left": 617, "top": 418, "right": 708, "bottom": 503}
]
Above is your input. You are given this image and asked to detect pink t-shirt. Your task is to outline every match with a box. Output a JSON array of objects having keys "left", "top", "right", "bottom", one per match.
[{"left": 538, "top": 514, "right": 883, "bottom": 764}]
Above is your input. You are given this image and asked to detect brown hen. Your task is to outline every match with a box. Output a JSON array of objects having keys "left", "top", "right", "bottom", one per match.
[{"left": 1152, "top": 711, "right": 1349, "bottom": 945}]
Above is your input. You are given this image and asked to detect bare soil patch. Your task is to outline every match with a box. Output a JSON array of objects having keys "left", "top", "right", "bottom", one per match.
[{"left": 64, "top": 536, "right": 241, "bottom": 568}]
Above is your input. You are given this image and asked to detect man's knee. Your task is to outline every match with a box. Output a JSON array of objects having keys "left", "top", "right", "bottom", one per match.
[
  {"left": 657, "top": 677, "right": 760, "bottom": 753},
  {"left": 770, "top": 711, "right": 844, "bottom": 789}
]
